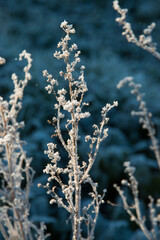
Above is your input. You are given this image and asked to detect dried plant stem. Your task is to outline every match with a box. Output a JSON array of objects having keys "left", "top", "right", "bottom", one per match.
[
  {"left": 113, "top": 0, "right": 160, "bottom": 61},
  {"left": 149, "top": 133, "right": 160, "bottom": 169},
  {"left": 115, "top": 183, "right": 152, "bottom": 240},
  {"left": 0, "top": 222, "right": 9, "bottom": 240},
  {"left": 5, "top": 135, "right": 27, "bottom": 240},
  {"left": 72, "top": 117, "right": 81, "bottom": 239},
  {"left": 41, "top": 20, "right": 118, "bottom": 239},
  {"left": 0, "top": 51, "right": 48, "bottom": 239},
  {"left": 134, "top": 197, "right": 151, "bottom": 240},
  {"left": 14, "top": 209, "right": 27, "bottom": 240},
  {"left": 117, "top": 76, "right": 160, "bottom": 169},
  {"left": 114, "top": 0, "right": 160, "bottom": 168}
]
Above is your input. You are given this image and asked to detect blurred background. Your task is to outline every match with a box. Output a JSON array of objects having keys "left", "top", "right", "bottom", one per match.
[{"left": 0, "top": 0, "right": 160, "bottom": 239}]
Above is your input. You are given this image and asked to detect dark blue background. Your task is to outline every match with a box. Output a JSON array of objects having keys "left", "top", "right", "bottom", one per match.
[{"left": 0, "top": 0, "right": 160, "bottom": 239}]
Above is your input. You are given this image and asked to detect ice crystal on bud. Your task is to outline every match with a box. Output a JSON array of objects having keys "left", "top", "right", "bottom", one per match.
[
  {"left": 60, "top": 20, "right": 68, "bottom": 28},
  {"left": 0, "top": 56, "right": 6, "bottom": 65}
]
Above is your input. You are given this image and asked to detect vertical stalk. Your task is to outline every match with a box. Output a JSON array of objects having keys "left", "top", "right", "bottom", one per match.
[
  {"left": 5, "top": 144, "right": 27, "bottom": 240},
  {"left": 0, "top": 222, "right": 9, "bottom": 240},
  {"left": 72, "top": 119, "right": 81, "bottom": 240},
  {"left": 5, "top": 144, "right": 14, "bottom": 199},
  {"left": 134, "top": 196, "right": 151, "bottom": 240},
  {"left": 67, "top": 64, "right": 81, "bottom": 239},
  {"left": 64, "top": 30, "right": 82, "bottom": 239}
]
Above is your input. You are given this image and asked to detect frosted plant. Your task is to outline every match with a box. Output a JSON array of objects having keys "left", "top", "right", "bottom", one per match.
[
  {"left": 0, "top": 51, "right": 48, "bottom": 240},
  {"left": 113, "top": 162, "right": 160, "bottom": 240},
  {"left": 39, "top": 20, "right": 118, "bottom": 240},
  {"left": 111, "top": 1, "right": 160, "bottom": 239},
  {"left": 113, "top": 0, "right": 160, "bottom": 169},
  {"left": 113, "top": 0, "right": 160, "bottom": 60},
  {"left": 113, "top": 0, "right": 160, "bottom": 168},
  {"left": 117, "top": 76, "right": 160, "bottom": 169}
]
